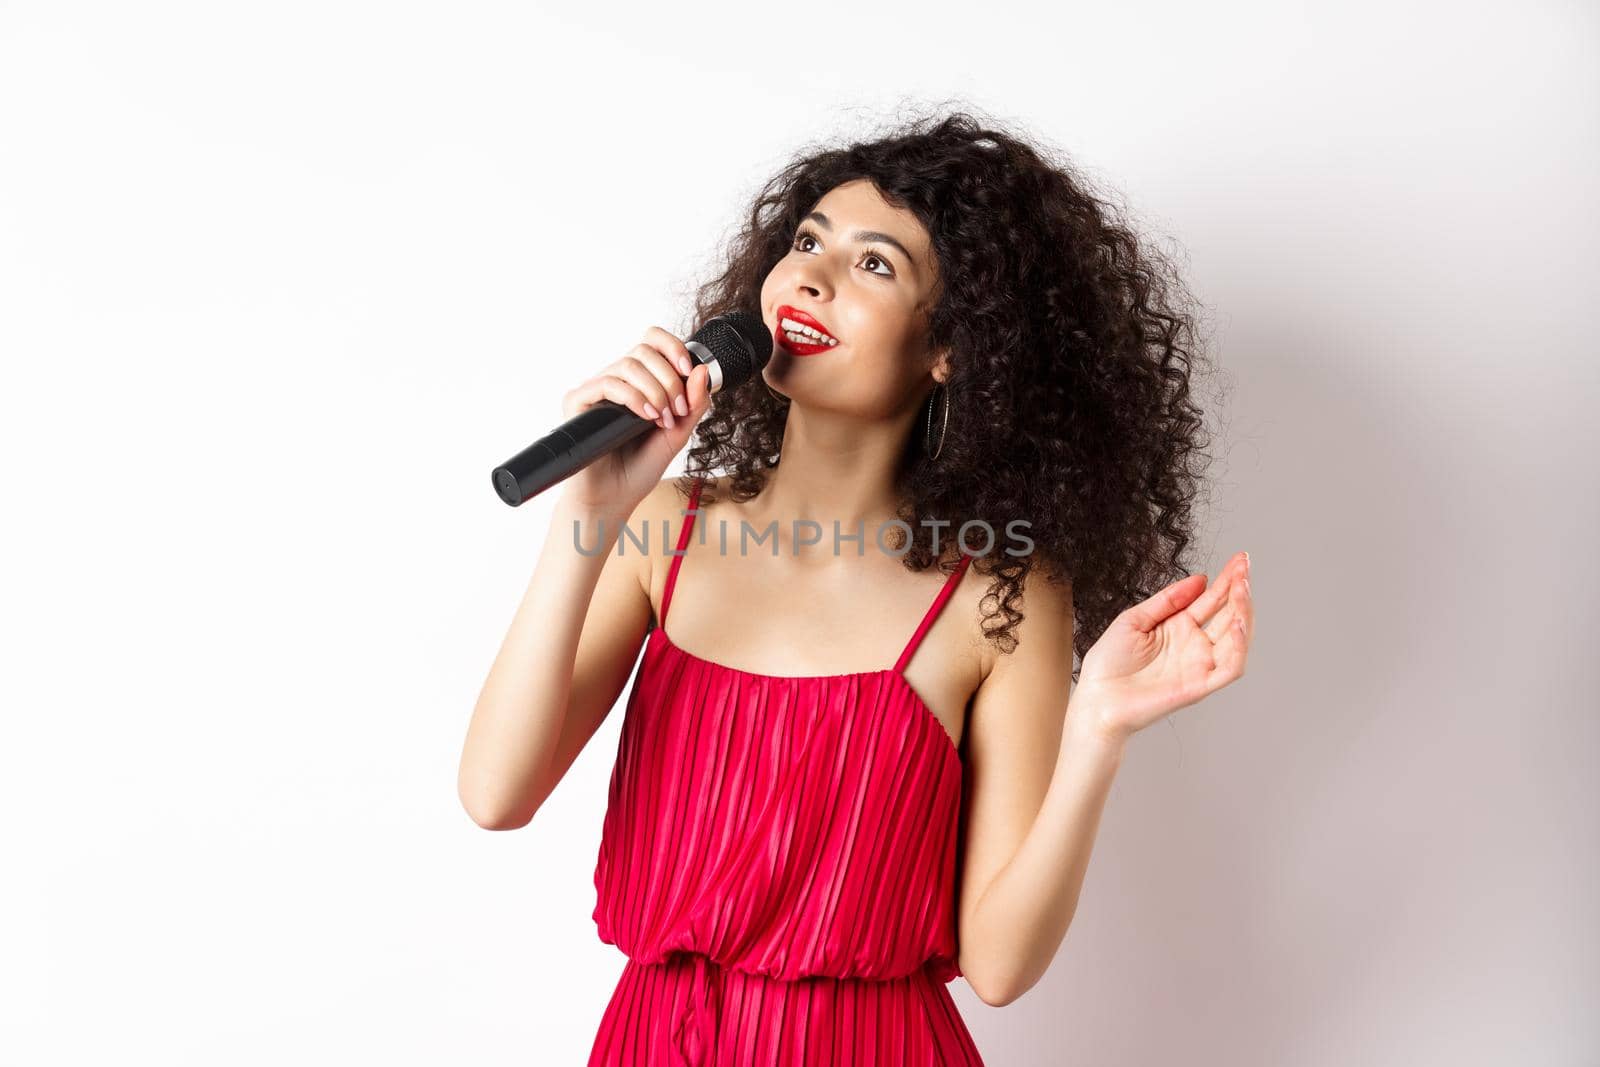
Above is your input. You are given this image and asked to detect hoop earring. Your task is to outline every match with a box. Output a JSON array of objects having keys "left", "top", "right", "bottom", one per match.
[
  {"left": 763, "top": 379, "right": 790, "bottom": 406},
  {"left": 923, "top": 382, "right": 950, "bottom": 460}
]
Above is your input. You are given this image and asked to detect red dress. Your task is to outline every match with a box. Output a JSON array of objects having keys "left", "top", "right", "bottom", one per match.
[{"left": 588, "top": 477, "right": 985, "bottom": 1065}]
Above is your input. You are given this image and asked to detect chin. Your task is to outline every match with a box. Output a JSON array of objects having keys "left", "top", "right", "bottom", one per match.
[{"left": 765, "top": 351, "right": 806, "bottom": 378}]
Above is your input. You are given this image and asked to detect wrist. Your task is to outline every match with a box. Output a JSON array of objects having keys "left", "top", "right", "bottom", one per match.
[
  {"left": 1064, "top": 683, "right": 1131, "bottom": 750},
  {"left": 552, "top": 493, "right": 635, "bottom": 555},
  {"left": 554, "top": 488, "right": 636, "bottom": 527}
]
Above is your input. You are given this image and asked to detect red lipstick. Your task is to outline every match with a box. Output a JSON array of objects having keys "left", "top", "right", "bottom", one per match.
[{"left": 775, "top": 305, "right": 840, "bottom": 356}]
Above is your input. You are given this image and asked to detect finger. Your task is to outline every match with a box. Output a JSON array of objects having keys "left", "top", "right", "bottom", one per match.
[
  {"left": 1224, "top": 611, "right": 1249, "bottom": 677},
  {"left": 1238, "top": 575, "right": 1253, "bottom": 645},
  {"left": 631, "top": 339, "right": 692, "bottom": 417},
  {"left": 1206, "top": 591, "right": 1250, "bottom": 693},
  {"left": 1121, "top": 572, "right": 1207, "bottom": 634},
  {"left": 1200, "top": 616, "right": 1248, "bottom": 697},
  {"left": 1186, "top": 553, "right": 1248, "bottom": 628},
  {"left": 1202, "top": 577, "right": 1247, "bottom": 643},
  {"left": 688, "top": 362, "right": 712, "bottom": 413},
  {"left": 566, "top": 375, "right": 658, "bottom": 425},
  {"left": 611, "top": 355, "right": 679, "bottom": 427},
  {"left": 1188, "top": 554, "right": 1245, "bottom": 624},
  {"left": 663, "top": 364, "right": 713, "bottom": 439},
  {"left": 644, "top": 326, "right": 697, "bottom": 378}
]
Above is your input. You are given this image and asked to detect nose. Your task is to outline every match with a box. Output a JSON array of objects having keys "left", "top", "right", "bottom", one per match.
[{"left": 791, "top": 260, "right": 833, "bottom": 301}]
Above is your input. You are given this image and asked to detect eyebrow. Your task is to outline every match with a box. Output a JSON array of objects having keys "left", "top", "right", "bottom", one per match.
[{"left": 802, "top": 211, "right": 918, "bottom": 273}]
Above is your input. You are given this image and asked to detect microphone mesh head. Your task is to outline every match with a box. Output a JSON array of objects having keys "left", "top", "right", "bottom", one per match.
[{"left": 688, "top": 311, "right": 772, "bottom": 389}]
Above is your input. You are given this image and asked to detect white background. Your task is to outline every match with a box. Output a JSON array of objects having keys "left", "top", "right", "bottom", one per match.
[{"left": 3, "top": 1, "right": 1595, "bottom": 1064}]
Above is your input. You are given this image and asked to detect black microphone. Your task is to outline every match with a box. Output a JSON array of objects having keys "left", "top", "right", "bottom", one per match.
[{"left": 491, "top": 310, "right": 773, "bottom": 506}]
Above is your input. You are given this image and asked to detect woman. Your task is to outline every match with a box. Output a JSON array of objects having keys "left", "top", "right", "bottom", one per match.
[{"left": 459, "top": 110, "right": 1253, "bottom": 1065}]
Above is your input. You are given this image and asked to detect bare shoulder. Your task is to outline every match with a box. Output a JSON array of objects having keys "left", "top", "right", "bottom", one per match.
[
  {"left": 968, "top": 556, "right": 1075, "bottom": 686},
  {"left": 636, "top": 473, "right": 721, "bottom": 529},
  {"left": 632, "top": 475, "right": 698, "bottom": 526},
  {"left": 630, "top": 474, "right": 721, "bottom": 603}
]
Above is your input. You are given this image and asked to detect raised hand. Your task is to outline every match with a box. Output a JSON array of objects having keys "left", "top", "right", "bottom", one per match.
[{"left": 1074, "top": 552, "right": 1254, "bottom": 742}]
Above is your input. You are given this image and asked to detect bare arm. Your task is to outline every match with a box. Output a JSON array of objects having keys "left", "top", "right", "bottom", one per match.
[
  {"left": 956, "top": 570, "right": 1128, "bottom": 1006},
  {"left": 456, "top": 487, "right": 659, "bottom": 830},
  {"left": 458, "top": 325, "right": 714, "bottom": 830},
  {"left": 956, "top": 555, "right": 1254, "bottom": 1005}
]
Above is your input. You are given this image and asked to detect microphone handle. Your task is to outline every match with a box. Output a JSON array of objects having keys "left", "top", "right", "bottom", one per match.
[{"left": 491, "top": 400, "right": 654, "bottom": 506}]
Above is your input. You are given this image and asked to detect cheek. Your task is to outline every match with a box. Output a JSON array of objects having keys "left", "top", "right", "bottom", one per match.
[
  {"left": 759, "top": 265, "right": 786, "bottom": 300},
  {"left": 844, "top": 303, "right": 919, "bottom": 358},
  {"left": 831, "top": 347, "right": 920, "bottom": 413}
]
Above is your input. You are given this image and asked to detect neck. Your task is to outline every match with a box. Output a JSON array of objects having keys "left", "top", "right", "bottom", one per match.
[{"left": 753, "top": 402, "right": 923, "bottom": 538}]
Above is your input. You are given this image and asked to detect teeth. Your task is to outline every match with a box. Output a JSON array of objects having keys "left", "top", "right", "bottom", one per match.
[
  {"left": 784, "top": 330, "right": 836, "bottom": 347},
  {"left": 781, "top": 316, "right": 838, "bottom": 345}
]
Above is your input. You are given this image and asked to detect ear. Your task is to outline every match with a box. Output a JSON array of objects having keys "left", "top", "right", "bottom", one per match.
[{"left": 931, "top": 349, "right": 952, "bottom": 384}]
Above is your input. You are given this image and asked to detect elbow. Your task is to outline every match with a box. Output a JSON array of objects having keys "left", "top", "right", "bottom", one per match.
[
  {"left": 973, "top": 981, "right": 1022, "bottom": 1009},
  {"left": 961, "top": 957, "right": 1023, "bottom": 1008},
  {"left": 459, "top": 780, "right": 537, "bottom": 832},
  {"left": 466, "top": 806, "right": 530, "bottom": 831},
  {"left": 996, "top": 986, "right": 1027, "bottom": 1008}
]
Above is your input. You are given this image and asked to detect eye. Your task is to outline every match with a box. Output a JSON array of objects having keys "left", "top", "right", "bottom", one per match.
[
  {"left": 860, "top": 251, "right": 893, "bottom": 276},
  {"left": 793, "top": 227, "right": 895, "bottom": 278}
]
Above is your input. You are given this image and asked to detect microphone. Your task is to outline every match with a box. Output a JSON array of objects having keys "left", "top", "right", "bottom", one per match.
[{"left": 491, "top": 310, "right": 773, "bottom": 506}]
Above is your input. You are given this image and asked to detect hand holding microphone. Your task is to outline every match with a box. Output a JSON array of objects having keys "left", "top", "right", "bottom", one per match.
[
  {"left": 490, "top": 311, "right": 772, "bottom": 516},
  {"left": 559, "top": 327, "right": 712, "bottom": 517}
]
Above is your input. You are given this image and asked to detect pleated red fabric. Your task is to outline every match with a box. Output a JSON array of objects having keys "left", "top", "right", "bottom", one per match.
[{"left": 589, "top": 476, "right": 985, "bottom": 1066}]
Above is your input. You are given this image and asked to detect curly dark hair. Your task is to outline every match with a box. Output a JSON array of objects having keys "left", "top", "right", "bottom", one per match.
[{"left": 672, "top": 105, "right": 1219, "bottom": 681}]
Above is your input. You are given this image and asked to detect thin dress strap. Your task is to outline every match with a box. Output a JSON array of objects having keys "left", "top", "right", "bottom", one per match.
[
  {"left": 893, "top": 550, "right": 974, "bottom": 675},
  {"left": 658, "top": 476, "right": 705, "bottom": 628}
]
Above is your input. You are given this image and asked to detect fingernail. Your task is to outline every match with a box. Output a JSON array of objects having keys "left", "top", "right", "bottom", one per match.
[
  {"left": 1243, "top": 551, "right": 1251, "bottom": 569},
  {"left": 663, "top": 407, "right": 674, "bottom": 428},
  {"left": 643, "top": 402, "right": 658, "bottom": 419},
  {"left": 679, "top": 357, "right": 693, "bottom": 375},
  {"left": 674, "top": 394, "right": 688, "bottom": 417}
]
